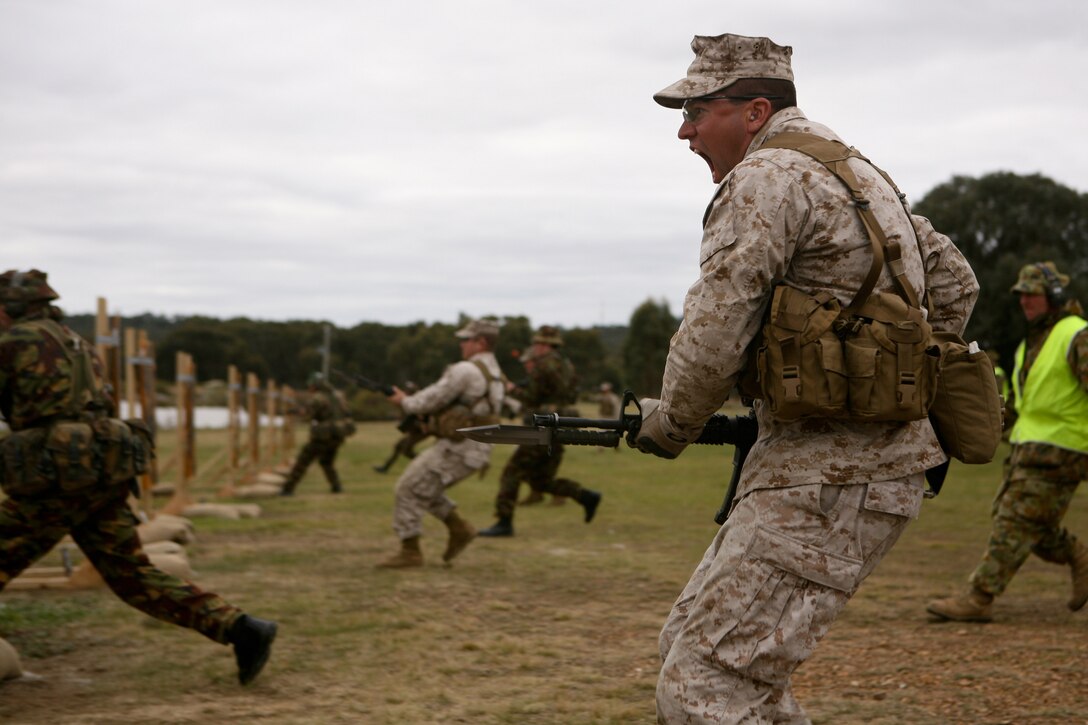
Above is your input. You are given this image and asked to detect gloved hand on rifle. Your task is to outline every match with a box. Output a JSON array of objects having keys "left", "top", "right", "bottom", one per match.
[{"left": 635, "top": 398, "right": 702, "bottom": 459}]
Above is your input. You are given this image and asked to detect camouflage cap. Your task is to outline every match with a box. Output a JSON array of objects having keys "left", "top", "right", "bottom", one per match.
[
  {"left": 653, "top": 33, "right": 794, "bottom": 109},
  {"left": 1010, "top": 261, "right": 1069, "bottom": 296},
  {"left": 454, "top": 318, "right": 500, "bottom": 340},
  {"left": 0, "top": 269, "right": 60, "bottom": 304},
  {"left": 532, "top": 325, "right": 563, "bottom": 347}
]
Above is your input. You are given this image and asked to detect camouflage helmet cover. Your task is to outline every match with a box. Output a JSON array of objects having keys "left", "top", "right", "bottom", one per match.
[
  {"left": 0, "top": 269, "right": 60, "bottom": 304},
  {"left": 532, "top": 325, "right": 563, "bottom": 347},
  {"left": 653, "top": 33, "right": 794, "bottom": 109},
  {"left": 1010, "top": 261, "right": 1069, "bottom": 296},
  {"left": 454, "top": 318, "right": 501, "bottom": 340}
]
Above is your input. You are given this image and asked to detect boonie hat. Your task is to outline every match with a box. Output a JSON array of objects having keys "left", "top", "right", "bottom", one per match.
[
  {"left": 1010, "top": 262, "right": 1069, "bottom": 296},
  {"left": 0, "top": 269, "right": 60, "bottom": 304},
  {"left": 531, "top": 325, "right": 563, "bottom": 347},
  {"left": 653, "top": 33, "right": 794, "bottom": 109},
  {"left": 455, "top": 318, "right": 500, "bottom": 340}
]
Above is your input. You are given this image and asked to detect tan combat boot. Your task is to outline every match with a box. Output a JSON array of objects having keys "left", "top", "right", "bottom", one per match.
[
  {"left": 926, "top": 587, "right": 994, "bottom": 622},
  {"left": 442, "top": 510, "right": 477, "bottom": 564},
  {"left": 1068, "top": 541, "right": 1088, "bottom": 611},
  {"left": 376, "top": 536, "right": 423, "bottom": 569}
]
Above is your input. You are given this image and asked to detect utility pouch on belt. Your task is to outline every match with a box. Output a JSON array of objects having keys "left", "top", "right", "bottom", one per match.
[
  {"left": 843, "top": 293, "right": 937, "bottom": 421},
  {"left": 754, "top": 286, "right": 847, "bottom": 420},
  {"left": 93, "top": 418, "right": 154, "bottom": 485},
  {"left": 426, "top": 406, "right": 470, "bottom": 441},
  {"left": 46, "top": 421, "right": 99, "bottom": 491},
  {"left": 0, "top": 428, "right": 52, "bottom": 496},
  {"left": 427, "top": 360, "right": 502, "bottom": 442}
]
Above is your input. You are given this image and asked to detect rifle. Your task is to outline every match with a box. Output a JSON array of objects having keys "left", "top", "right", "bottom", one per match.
[
  {"left": 459, "top": 390, "right": 758, "bottom": 524},
  {"left": 330, "top": 368, "right": 395, "bottom": 396},
  {"left": 330, "top": 368, "right": 420, "bottom": 433}
]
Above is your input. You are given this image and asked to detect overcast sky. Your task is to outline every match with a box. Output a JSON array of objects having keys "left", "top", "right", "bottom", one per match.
[{"left": 2, "top": 0, "right": 1086, "bottom": 330}]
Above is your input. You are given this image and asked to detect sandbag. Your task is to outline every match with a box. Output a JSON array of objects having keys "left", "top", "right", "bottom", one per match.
[
  {"left": 182, "top": 503, "right": 241, "bottom": 520},
  {"left": 0, "top": 637, "right": 23, "bottom": 681},
  {"left": 233, "top": 504, "right": 262, "bottom": 518},
  {"left": 233, "top": 483, "right": 283, "bottom": 499},
  {"left": 147, "top": 551, "right": 193, "bottom": 579},
  {"left": 137, "top": 514, "right": 196, "bottom": 545},
  {"left": 142, "top": 540, "right": 185, "bottom": 557}
]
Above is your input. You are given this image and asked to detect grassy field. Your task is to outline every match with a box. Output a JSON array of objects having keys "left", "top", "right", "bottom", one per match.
[{"left": 2, "top": 416, "right": 1087, "bottom": 724}]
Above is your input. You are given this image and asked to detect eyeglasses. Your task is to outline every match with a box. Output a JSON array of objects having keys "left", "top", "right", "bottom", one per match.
[{"left": 681, "top": 95, "right": 785, "bottom": 124}]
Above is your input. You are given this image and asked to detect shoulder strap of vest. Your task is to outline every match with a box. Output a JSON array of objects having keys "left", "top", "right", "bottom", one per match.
[
  {"left": 470, "top": 359, "right": 499, "bottom": 414},
  {"left": 760, "top": 131, "right": 920, "bottom": 313}
]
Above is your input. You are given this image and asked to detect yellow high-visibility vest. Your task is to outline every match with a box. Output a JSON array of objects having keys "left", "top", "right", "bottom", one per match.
[{"left": 1010, "top": 315, "right": 1088, "bottom": 452}]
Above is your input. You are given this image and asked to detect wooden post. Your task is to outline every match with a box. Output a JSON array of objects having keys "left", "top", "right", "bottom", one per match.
[
  {"left": 164, "top": 351, "right": 197, "bottom": 515},
  {"left": 247, "top": 372, "right": 260, "bottom": 467},
  {"left": 124, "top": 328, "right": 138, "bottom": 418},
  {"left": 265, "top": 378, "right": 278, "bottom": 461},
  {"left": 94, "top": 298, "right": 121, "bottom": 403},
  {"left": 124, "top": 328, "right": 155, "bottom": 513},
  {"left": 228, "top": 365, "right": 241, "bottom": 473},
  {"left": 109, "top": 313, "right": 122, "bottom": 401}
]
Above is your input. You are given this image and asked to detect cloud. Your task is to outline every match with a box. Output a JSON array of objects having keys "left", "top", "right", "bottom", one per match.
[{"left": 2, "top": 0, "right": 1085, "bottom": 328}]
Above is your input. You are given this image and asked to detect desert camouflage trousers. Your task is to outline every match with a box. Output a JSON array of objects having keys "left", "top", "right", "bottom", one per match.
[
  {"left": 0, "top": 485, "right": 242, "bottom": 644},
  {"left": 657, "top": 476, "right": 922, "bottom": 724},
  {"left": 390, "top": 440, "right": 487, "bottom": 540},
  {"left": 494, "top": 443, "right": 585, "bottom": 519},
  {"left": 969, "top": 457, "right": 1082, "bottom": 597}
]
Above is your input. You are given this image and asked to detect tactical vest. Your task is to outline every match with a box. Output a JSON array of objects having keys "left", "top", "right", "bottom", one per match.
[
  {"left": 1010, "top": 316, "right": 1088, "bottom": 453},
  {"left": 428, "top": 359, "right": 503, "bottom": 441},
  {"left": 0, "top": 319, "right": 153, "bottom": 496},
  {"left": 740, "top": 132, "right": 1002, "bottom": 466},
  {"left": 740, "top": 132, "right": 936, "bottom": 423}
]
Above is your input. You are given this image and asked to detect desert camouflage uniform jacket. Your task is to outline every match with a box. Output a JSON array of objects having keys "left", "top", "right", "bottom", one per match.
[
  {"left": 400, "top": 351, "right": 505, "bottom": 469},
  {"left": 660, "top": 108, "right": 979, "bottom": 495},
  {"left": 1007, "top": 309, "right": 1088, "bottom": 480},
  {"left": 510, "top": 350, "right": 577, "bottom": 416}
]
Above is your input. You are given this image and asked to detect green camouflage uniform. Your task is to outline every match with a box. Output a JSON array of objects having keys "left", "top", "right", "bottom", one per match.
[
  {"left": 0, "top": 309, "right": 242, "bottom": 644},
  {"left": 969, "top": 309, "right": 1088, "bottom": 596},
  {"left": 493, "top": 349, "right": 587, "bottom": 519},
  {"left": 281, "top": 382, "right": 350, "bottom": 494}
]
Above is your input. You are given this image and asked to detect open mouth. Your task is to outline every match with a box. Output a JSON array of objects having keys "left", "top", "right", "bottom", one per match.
[{"left": 691, "top": 146, "right": 715, "bottom": 176}]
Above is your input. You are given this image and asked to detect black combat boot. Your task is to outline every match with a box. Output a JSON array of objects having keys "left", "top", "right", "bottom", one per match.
[
  {"left": 478, "top": 516, "right": 514, "bottom": 537},
  {"left": 228, "top": 614, "right": 278, "bottom": 685},
  {"left": 579, "top": 490, "right": 602, "bottom": 523}
]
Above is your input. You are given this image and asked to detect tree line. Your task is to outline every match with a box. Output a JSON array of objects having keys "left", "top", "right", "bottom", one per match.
[
  {"left": 65, "top": 171, "right": 1088, "bottom": 411},
  {"left": 65, "top": 308, "right": 680, "bottom": 412}
]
